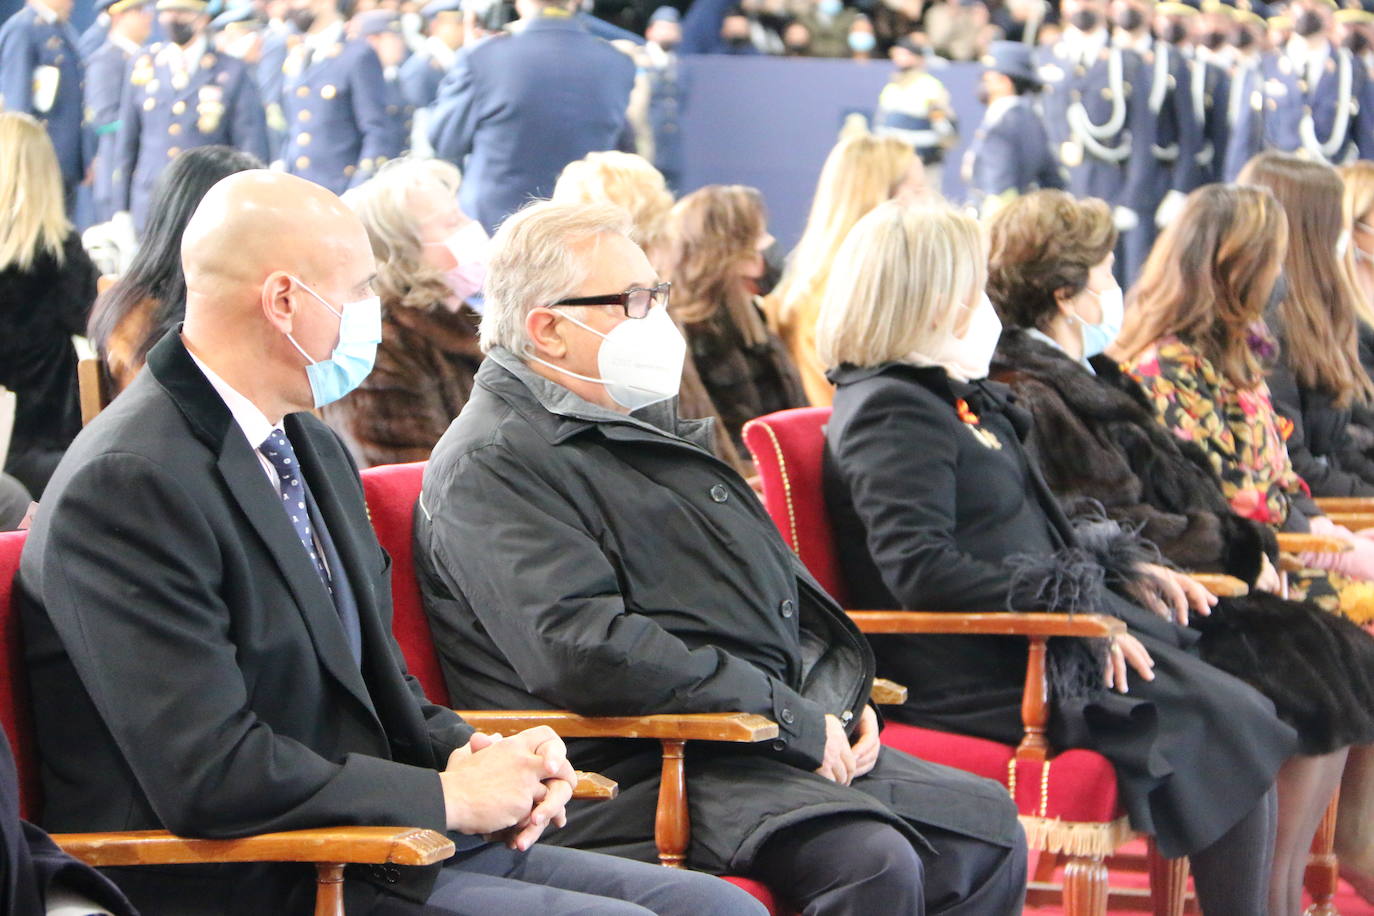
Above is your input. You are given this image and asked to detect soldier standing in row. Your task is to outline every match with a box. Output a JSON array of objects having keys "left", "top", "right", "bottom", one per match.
[
  {"left": 1283, "top": 0, "right": 1374, "bottom": 164},
  {"left": 84, "top": 0, "right": 153, "bottom": 224},
  {"left": 0, "top": 0, "right": 88, "bottom": 210},
  {"left": 874, "top": 35, "right": 959, "bottom": 170},
  {"left": 110, "top": 0, "right": 268, "bottom": 231},
  {"left": 277, "top": 0, "right": 405, "bottom": 194}
]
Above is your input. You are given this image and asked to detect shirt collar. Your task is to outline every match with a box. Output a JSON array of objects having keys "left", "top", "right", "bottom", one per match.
[
  {"left": 186, "top": 345, "right": 280, "bottom": 450},
  {"left": 984, "top": 94, "right": 1020, "bottom": 126},
  {"left": 110, "top": 31, "right": 142, "bottom": 54},
  {"left": 304, "top": 20, "right": 344, "bottom": 53},
  {"left": 29, "top": 0, "right": 58, "bottom": 24},
  {"left": 1026, "top": 326, "right": 1096, "bottom": 374}
]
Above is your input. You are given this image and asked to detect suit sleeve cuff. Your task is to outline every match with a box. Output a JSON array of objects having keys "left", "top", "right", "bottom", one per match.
[{"left": 764, "top": 680, "right": 828, "bottom": 771}]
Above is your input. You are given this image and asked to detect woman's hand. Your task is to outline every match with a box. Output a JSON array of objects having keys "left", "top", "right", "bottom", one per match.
[
  {"left": 1133, "top": 563, "right": 1217, "bottom": 625},
  {"left": 1255, "top": 553, "right": 1282, "bottom": 594},
  {"left": 1104, "top": 632, "right": 1155, "bottom": 693}
]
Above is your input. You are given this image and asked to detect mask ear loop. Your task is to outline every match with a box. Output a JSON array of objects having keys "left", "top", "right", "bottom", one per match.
[{"left": 281, "top": 275, "right": 342, "bottom": 367}]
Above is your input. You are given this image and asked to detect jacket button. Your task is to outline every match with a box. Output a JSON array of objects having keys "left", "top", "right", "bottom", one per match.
[
  {"left": 779, "top": 599, "right": 794, "bottom": 618},
  {"left": 780, "top": 707, "right": 795, "bottom": 725},
  {"left": 771, "top": 739, "right": 786, "bottom": 751},
  {"left": 709, "top": 484, "right": 728, "bottom": 503}
]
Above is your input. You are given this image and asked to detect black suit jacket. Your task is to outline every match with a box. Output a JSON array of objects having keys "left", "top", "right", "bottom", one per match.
[{"left": 18, "top": 330, "right": 471, "bottom": 914}]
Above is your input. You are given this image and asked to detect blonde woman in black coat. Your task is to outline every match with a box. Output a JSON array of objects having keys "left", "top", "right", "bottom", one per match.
[{"left": 820, "top": 200, "right": 1299, "bottom": 914}]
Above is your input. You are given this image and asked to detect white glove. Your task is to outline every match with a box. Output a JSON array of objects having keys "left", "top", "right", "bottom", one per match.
[
  {"left": 1113, "top": 205, "right": 1140, "bottom": 233},
  {"left": 1155, "top": 190, "right": 1187, "bottom": 230}
]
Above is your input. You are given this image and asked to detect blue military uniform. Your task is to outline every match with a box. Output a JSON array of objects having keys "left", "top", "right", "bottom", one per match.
[
  {"left": 77, "top": 12, "right": 108, "bottom": 60},
  {"left": 1039, "top": 27, "right": 1155, "bottom": 281},
  {"left": 1187, "top": 52, "right": 1231, "bottom": 183},
  {"left": 83, "top": 0, "right": 148, "bottom": 223},
  {"left": 1285, "top": 37, "right": 1374, "bottom": 163},
  {"left": 429, "top": 9, "right": 635, "bottom": 233},
  {"left": 963, "top": 41, "right": 1064, "bottom": 212},
  {"left": 1225, "top": 46, "right": 1302, "bottom": 178},
  {"left": 0, "top": 2, "right": 88, "bottom": 196},
  {"left": 111, "top": 34, "right": 269, "bottom": 227},
  {"left": 255, "top": 21, "right": 294, "bottom": 158},
  {"left": 277, "top": 21, "right": 404, "bottom": 195},
  {"left": 398, "top": 34, "right": 452, "bottom": 110}
]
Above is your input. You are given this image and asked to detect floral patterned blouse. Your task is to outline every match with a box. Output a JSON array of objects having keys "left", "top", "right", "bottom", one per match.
[{"left": 1125, "top": 334, "right": 1308, "bottom": 527}]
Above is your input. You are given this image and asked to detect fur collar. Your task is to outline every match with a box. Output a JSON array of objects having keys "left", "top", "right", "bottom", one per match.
[{"left": 991, "top": 328, "right": 1157, "bottom": 427}]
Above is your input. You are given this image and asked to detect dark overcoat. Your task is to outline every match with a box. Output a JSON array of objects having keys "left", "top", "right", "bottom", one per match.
[
  {"left": 413, "top": 349, "right": 1022, "bottom": 875},
  {"left": 822, "top": 361, "right": 1296, "bottom": 858},
  {"left": 19, "top": 331, "right": 472, "bottom": 914}
]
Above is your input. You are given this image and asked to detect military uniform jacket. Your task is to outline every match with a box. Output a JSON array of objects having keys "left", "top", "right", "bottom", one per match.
[
  {"left": 1224, "top": 53, "right": 1299, "bottom": 181},
  {"left": 398, "top": 37, "right": 451, "bottom": 110},
  {"left": 0, "top": 6, "right": 87, "bottom": 187},
  {"left": 1290, "top": 40, "right": 1374, "bottom": 164},
  {"left": 413, "top": 350, "right": 1021, "bottom": 873},
  {"left": 83, "top": 36, "right": 136, "bottom": 223},
  {"left": 1039, "top": 35, "right": 1153, "bottom": 214},
  {"left": 966, "top": 94, "right": 1064, "bottom": 202},
  {"left": 111, "top": 40, "right": 269, "bottom": 226},
  {"left": 428, "top": 14, "right": 635, "bottom": 233},
  {"left": 1187, "top": 55, "right": 1230, "bottom": 184},
  {"left": 278, "top": 28, "right": 404, "bottom": 196}
]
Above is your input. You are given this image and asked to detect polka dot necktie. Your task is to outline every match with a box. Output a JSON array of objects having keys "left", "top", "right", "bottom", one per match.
[{"left": 259, "top": 430, "right": 333, "bottom": 594}]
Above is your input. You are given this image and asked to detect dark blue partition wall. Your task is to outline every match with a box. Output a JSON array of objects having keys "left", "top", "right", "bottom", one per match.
[{"left": 678, "top": 55, "right": 985, "bottom": 250}]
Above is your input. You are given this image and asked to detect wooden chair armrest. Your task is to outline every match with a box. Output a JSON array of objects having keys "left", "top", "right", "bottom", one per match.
[
  {"left": 52, "top": 826, "right": 455, "bottom": 869},
  {"left": 575, "top": 771, "right": 618, "bottom": 799},
  {"left": 845, "top": 610, "right": 1124, "bottom": 639},
  {"left": 1276, "top": 533, "right": 1351, "bottom": 555},
  {"left": 1187, "top": 572, "right": 1248, "bottom": 597},
  {"left": 1323, "top": 512, "right": 1374, "bottom": 531},
  {"left": 1315, "top": 497, "right": 1374, "bottom": 513},
  {"left": 870, "top": 678, "right": 908, "bottom": 705},
  {"left": 454, "top": 710, "right": 779, "bottom": 742}
]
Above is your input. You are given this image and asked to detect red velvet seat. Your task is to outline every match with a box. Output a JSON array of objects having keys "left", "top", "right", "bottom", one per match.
[
  {"left": 360, "top": 463, "right": 795, "bottom": 916},
  {"left": 0, "top": 530, "right": 39, "bottom": 819},
  {"left": 742, "top": 408, "right": 1172, "bottom": 915}
]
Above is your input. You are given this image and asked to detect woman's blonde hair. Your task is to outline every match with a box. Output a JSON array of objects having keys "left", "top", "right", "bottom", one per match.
[
  {"left": 1240, "top": 151, "right": 1374, "bottom": 405},
  {"left": 342, "top": 157, "right": 462, "bottom": 312},
  {"left": 771, "top": 131, "right": 917, "bottom": 325},
  {"left": 1338, "top": 159, "right": 1374, "bottom": 326},
  {"left": 662, "top": 185, "right": 769, "bottom": 346},
  {"left": 552, "top": 151, "right": 674, "bottom": 264},
  {"left": 1115, "top": 184, "right": 1288, "bottom": 391},
  {"left": 0, "top": 112, "right": 70, "bottom": 272},
  {"left": 817, "top": 200, "right": 985, "bottom": 370}
]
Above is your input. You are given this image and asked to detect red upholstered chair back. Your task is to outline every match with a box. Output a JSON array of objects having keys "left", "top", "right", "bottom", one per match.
[
  {"left": 741, "top": 408, "right": 848, "bottom": 605},
  {"left": 0, "top": 530, "right": 39, "bottom": 820},
  {"left": 360, "top": 462, "right": 451, "bottom": 707}
]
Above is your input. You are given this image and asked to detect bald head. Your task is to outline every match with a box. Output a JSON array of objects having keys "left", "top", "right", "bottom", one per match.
[{"left": 181, "top": 170, "right": 377, "bottom": 421}]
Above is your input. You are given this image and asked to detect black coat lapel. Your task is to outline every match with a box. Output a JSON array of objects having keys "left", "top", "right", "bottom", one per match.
[{"left": 146, "top": 330, "right": 381, "bottom": 723}]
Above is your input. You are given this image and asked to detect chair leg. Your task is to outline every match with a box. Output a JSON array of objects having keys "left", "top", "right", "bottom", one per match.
[
  {"left": 314, "top": 863, "right": 345, "bottom": 916},
  {"left": 1063, "top": 853, "right": 1108, "bottom": 916},
  {"left": 655, "top": 738, "right": 688, "bottom": 868},
  {"left": 1304, "top": 788, "right": 1342, "bottom": 916},
  {"left": 1147, "top": 838, "right": 1189, "bottom": 916}
]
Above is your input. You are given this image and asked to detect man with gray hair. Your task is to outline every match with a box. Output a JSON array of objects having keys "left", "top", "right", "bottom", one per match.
[{"left": 415, "top": 199, "right": 1028, "bottom": 915}]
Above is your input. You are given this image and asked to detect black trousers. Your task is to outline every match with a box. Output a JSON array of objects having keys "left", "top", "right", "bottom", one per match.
[{"left": 747, "top": 813, "right": 1026, "bottom": 916}]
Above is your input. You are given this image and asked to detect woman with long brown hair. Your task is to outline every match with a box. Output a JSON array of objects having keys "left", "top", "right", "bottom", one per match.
[
  {"left": 663, "top": 185, "right": 805, "bottom": 451},
  {"left": 1117, "top": 183, "right": 1374, "bottom": 914},
  {"left": 1239, "top": 152, "right": 1374, "bottom": 496}
]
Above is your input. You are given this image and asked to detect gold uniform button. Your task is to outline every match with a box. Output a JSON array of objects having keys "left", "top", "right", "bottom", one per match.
[
  {"left": 172, "top": 100, "right": 185, "bottom": 115},
  {"left": 1101, "top": 87, "right": 1111, "bottom": 99},
  {"left": 143, "top": 97, "right": 156, "bottom": 111},
  {"left": 298, "top": 109, "right": 311, "bottom": 122},
  {"left": 168, "top": 146, "right": 181, "bottom": 157},
  {"left": 321, "top": 84, "right": 337, "bottom": 100},
  {"left": 343, "top": 164, "right": 356, "bottom": 176},
  {"left": 359, "top": 157, "right": 373, "bottom": 170},
  {"left": 376, "top": 156, "right": 388, "bottom": 166},
  {"left": 296, "top": 155, "right": 310, "bottom": 169},
  {"left": 297, "top": 132, "right": 311, "bottom": 146},
  {"left": 296, "top": 86, "right": 310, "bottom": 97},
  {"left": 168, "top": 123, "right": 182, "bottom": 135}
]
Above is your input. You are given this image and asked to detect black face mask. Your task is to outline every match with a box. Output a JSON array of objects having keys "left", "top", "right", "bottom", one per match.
[
  {"left": 1345, "top": 31, "right": 1369, "bottom": 54},
  {"left": 977, "top": 85, "right": 990, "bottom": 105},
  {"left": 165, "top": 19, "right": 197, "bottom": 45},
  {"left": 1294, "top": 9, "right": 1326, "bottom": 37},
  {"left": 1201, "top": 29, "right": 1227, "bottom": 50},
  {"left": 784, "top": 41, "right": 810, "bottom": 54},
  {"left": 657, "top": 38, "right": 679, "bottom": 51},
  {"left": 1235, "top": 28, "right": 1255, "bottom": 49},
  {"left": 1115, "top": 7, "right": 1144, "bottom": 31},
  {"left": 1160, "top": 20, "right": 1187, "bottom": 44},
  {"left": 287, "top": 7, "right": 316, "bottom": 32},
  {"left": 1070, "top": 8, "right": 1101, "bottom": 31},
  {"left": 726, "top": 35, "right": 752, "bottom": 49}
]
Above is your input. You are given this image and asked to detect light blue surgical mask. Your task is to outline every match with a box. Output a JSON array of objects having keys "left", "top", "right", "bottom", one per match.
[
  {"left": 848, "top": 30, "right": 876, "bottom": 52},
  {"left": 1075, "top": 284, "right": 1125, "bottom": 358},
  {"left": 818, "top": 0, "right": 843, "bottom": 16},
  {"left": 284, "top": 277, "right": 383, "bottom": 408}
]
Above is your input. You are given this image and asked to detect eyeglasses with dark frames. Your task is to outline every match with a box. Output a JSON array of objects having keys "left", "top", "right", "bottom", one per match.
[{"left": 550, "top": 282, "right": 672, "bottom": 319}]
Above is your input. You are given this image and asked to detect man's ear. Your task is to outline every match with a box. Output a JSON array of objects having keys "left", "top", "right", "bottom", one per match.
[
  {"left": 261, "top": 272, "right": 297, "bottom": 334},
  {"left": 526, "top": 307, "right": 568, "bottom": 359}
]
